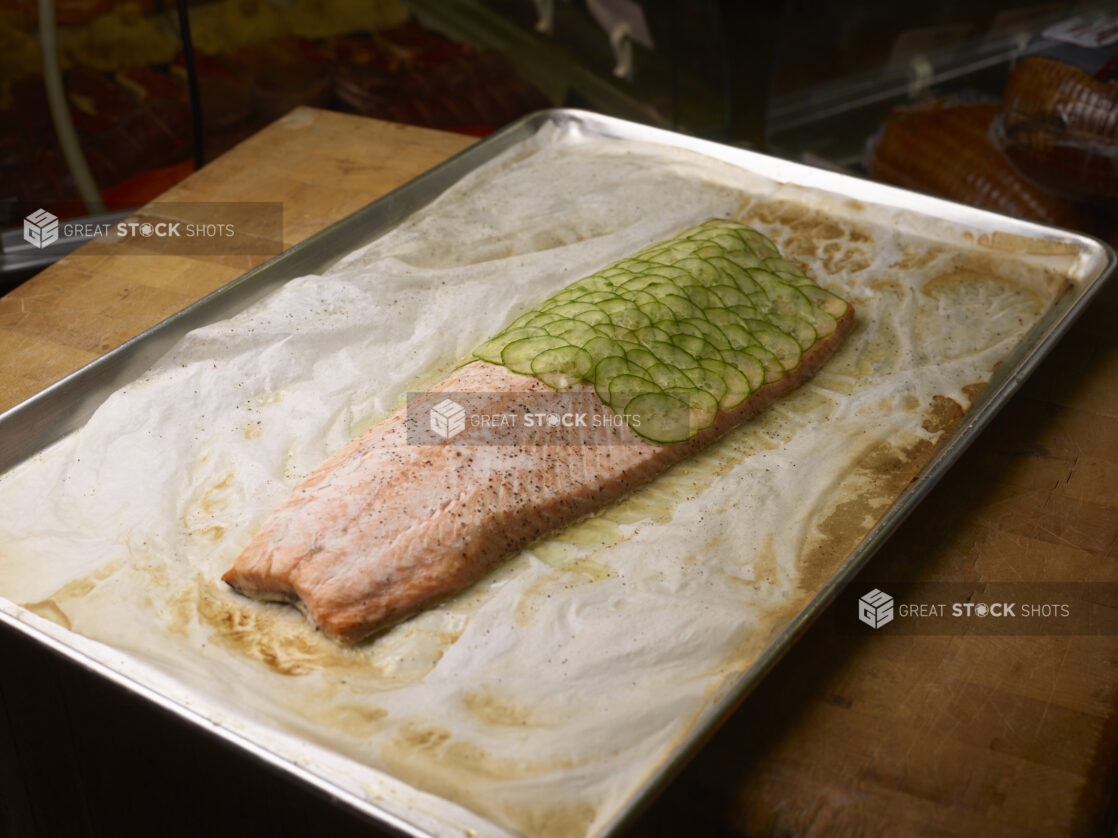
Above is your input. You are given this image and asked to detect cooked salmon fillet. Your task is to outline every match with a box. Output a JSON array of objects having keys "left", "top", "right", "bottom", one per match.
[{"left": 223, "top": 307, "right": 854, "bottom": 644}]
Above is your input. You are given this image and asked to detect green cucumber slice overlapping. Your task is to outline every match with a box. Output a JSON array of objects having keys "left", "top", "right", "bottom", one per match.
[{"left": 474, "top": 219, "right": 849, "bottom": 443}]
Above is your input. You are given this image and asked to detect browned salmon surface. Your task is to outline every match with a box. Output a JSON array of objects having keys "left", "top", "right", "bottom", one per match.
[{"left": 223, "top": 307, "right": 854, "bottom": 644}]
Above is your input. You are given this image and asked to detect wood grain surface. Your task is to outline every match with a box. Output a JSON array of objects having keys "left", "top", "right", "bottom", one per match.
[
  {"left": 0, "top": 108, "right": 474, "bottom": 414},
  {"left": 1, "top": 108, "right": 1115, "bottom": 838}
]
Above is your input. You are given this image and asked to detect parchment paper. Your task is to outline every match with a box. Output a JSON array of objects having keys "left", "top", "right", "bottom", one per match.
[{"left": 0, "top": 116, "right": 1077, "bottom": 838}]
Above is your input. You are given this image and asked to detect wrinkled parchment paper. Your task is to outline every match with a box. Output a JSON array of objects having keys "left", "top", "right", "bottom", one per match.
[{"left": 0, "top": 116, "right": 1081, "bottom": 838}]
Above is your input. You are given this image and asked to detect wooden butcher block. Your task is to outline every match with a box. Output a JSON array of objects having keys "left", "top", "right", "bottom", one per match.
[{"left": 0, "top": 108, "right": 1115, "bottom": 837}]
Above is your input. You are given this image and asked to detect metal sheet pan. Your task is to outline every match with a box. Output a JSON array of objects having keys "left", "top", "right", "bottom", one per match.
[{"left": 0, "top": 109, "right": 1113, "bottom": 837}]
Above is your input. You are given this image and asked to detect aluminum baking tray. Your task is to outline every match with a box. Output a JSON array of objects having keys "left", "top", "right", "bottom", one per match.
[{"left": 0, "top": 109, "right": 1113, "bottom": 837}]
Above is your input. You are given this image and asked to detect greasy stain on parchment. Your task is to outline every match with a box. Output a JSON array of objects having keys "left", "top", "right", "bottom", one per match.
[
  {"left": 179, "top": 470, "right": 237, "bottom": 543},
  {"left": 21, "top": 558, "right": 127, "bottom": 632},
  {"left": 797, "top": 434, "right": 935, "bottom": 595},
  {"left": 187, "top": 576, "right": 360, "bottom": 676},
  {"left": 794, "top": 377, "right": 989, "bottom": 597},
  {"left": 749, "top": 198, "right": 875, "bottom": 277},
  {"left": 461, "top": 687, "right": 567, "bottom": 728},
  {"left": 176, "top": 575, "right": 466, "bottom": 685}
]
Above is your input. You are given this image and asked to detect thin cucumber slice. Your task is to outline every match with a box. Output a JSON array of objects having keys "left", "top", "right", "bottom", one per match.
[
  {"left": 729, "top": 303, "right": 764, "bottom": 322},
  {"left": 764, "top": 257, "right": 807, "bottom": 277},
  {"left": 682, "top": 366, "right": 728, "bottom": 403},
  {"left": 648, "top": 340, "right": 698, "bottom": 370},
  {"left": 636, "top": 301, "right": 678, "bottom": 324},
  {"left": 731, "top": 250, "right": 765, "bottom": 271},
  {"left": 635, "top": 279, "right": 687, "bottom": 300},
  {"left": 674, "top": 257, "right": 721, "bottom": 285},
  {"left": 625, "top": 347, "right": 660, "bottom": 370},
  {"left": 566, "top": 290, "right": 623, "bottom": 307},
  {"left": 522, "top": 312, "right": 568, "bottom": 329},
  {"left": 670, "top": 320, "right": 706, "bottom": 340},
  {"left": 800, "top": 304, "right": 838, "bottom": 340},
  {"left": 531, "top": 345, "right": 593, "bottom": 389},
  {"left": 642, "top": 242, "right": 704, "bottom": 264},
  {"left": 615, "top": 309, "right": 654, "bottom": 332},
  {"left": 609, "top": 373, "right": 662, "bottom": 407},
  {"left": 768, "top": 313, "right": 817, "bottom": 351},
  {"left": 612, "top": 259, "right": 661, "bottom": 277},
  {"left": 707, "top": 232, "right": 750, "bottom": 256},
  {"left": 623, "top": 392, "right": 693, "bottom": 444},
  {"left": 504, "top": 309, "right": 543, "bottom": 331},
  {"left": 592, "top": 356, "right": 648, "bottom": 403},
  {"left": 742, "top": 345, "right": 783, "bottom": 383},
  {"left": 705, "top": 307, "right": 747, "bottom": 328},
  {"left": 798, "top": 285, "right": 850, "bottom": 320},
  {"left": 623, "top": 289, "right": 658, "bottom": 307},
  {"left": 719, "top": 322, "right": 756, "bottom": 350},
  {"left": 657, "top": 294, "right": 702, "bottom": 321},
  {"left": 646, "top": 363, "right": 694, "bottom": 390},
  {"left": 691, "top": 243, "right": 723, "bottom": 259},
  {"left": 701, "top": 358, "right": 752, "bottom": 409},
  {"left": 708, "top": 282, "right": 752, "bottom": 308},
  {"left": 501, "top": 335, "right": 571, "bottom": 374},
  {"left": 543, "top": 288, "right": 587, "bottom": 306},
  {"left": 576, "top": 275, "right": 617, "bottom": 293},
  {"left": 633, "top": 324, "right": 674, "bottom": 347},
  {"left": 752, "top": 271, "right": 816, "bottom": 319},
  {"left": 613, "top": 338, "right": 644, "bottom": 356},
  {"left": 599, "top": 299, "right": 652, "bottom": 330},
  {"left": 642, "top": 264, "right": 690, "bottom": 280},
  {"left": 743, "top": 322, "right": 801, "bottom": 370},
  {"left": 583, "top": 335, "right": 623, "bottom": 366},
  {"left": 677, "top": 283, "right": 718, "bottom": 310},
  {"left": 593, "top": 323, "right": 639, "bottom": 343},
  {"left": 733, "top": 271, "right": 763, "bottom": 296},
  {"left": 775, "top": 271, "right": 815, "bottom": 287},
  {"left": 669, "top": 331, "right": 702, "bottom": 355},
  {"left": 680, "top": 317, "right": 731, "bottom": 351},
  {"left": 733, "top": 355, "right": 769, "bottom": 393},
  {"left": 547, "top": 320, "right": 601, "bottom": 347},
  {"left": 531, "top": 314, "right": 574, "bottom": 332},
  {"left": 545, "top": 279, "right": 609, "bottom": 303},
  {"left": 739, "top": 229, "right": 780, "bottom": 259},
  {"left": 723, "top": 350, "right": 766, "bottom": 392},
  {"left": 543, "top": 300, "right": 601, "bottom": 319},
  {"left": 590, "top": 355, "right": 643, "bottom": 379},
  {"left": 597, "top": 267, "right": 635, "bottom": 280},
  {"left": 572, "top": 308, "right": 612, "bottom": 327},
  {"left": 670, "top": 333, "right": 723, "bottom": 362},
  {"left": 474, "top": 327, "right": 548, "bottom": 364},
  {"left": 618, "top": 274, "right": 662, "bottom": 293},
  {"left": 664, "top": 388, "right": 719, "bottom": 431}
]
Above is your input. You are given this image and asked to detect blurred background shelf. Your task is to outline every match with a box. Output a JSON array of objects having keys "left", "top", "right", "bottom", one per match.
[{"left": 2, "top": 1, "right": 1116, "bottom": 283}]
